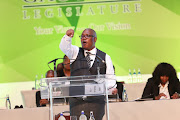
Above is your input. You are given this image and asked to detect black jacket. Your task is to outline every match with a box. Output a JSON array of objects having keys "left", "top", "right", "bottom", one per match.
[{"left": 142, "top": 77, "right": 180, "bottom": 99}]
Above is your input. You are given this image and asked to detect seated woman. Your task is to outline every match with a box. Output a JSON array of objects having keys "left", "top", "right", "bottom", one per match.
[
  {"left": 57, "top": 55, "right": 70, "bottom": 77},
  {"left": 142, "top": 62, "right": 180, "bottom": 100},
  {"left": 36, "top": 56, "right": 71, "bottom": 107},
  {"left": 36, "top": 70, "right": 54, "bottom": 107}
]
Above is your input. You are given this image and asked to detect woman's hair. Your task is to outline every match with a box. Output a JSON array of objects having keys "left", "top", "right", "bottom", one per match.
[
  {"left": 57, "top": 55, "right": 69, "bottom": 77},
  {"left": 56, "top": 55, "right": 67, "bottom": 77},
  {"left": 152, "top": 62, "right": 179, "bottom": 85}
]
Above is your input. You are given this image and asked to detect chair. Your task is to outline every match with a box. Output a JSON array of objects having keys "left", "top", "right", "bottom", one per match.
[{"left": 108, "top": 81, "right": 124, "bottom": 102}]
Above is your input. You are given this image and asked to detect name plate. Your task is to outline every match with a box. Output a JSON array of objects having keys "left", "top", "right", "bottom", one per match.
[{"left": 85, "top": 84, "right": 105, "bottom": 95}]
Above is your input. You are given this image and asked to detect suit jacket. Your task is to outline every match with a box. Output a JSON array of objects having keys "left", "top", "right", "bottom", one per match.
[
  {"left": 142, "top": 77, "right": 180, "bottom": 99},
  {"left": 36, "top": 91, "right": 46, "bottom": 107}
]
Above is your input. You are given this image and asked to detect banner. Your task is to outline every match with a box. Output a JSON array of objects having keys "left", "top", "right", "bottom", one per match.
[{"left": 0, "top": 0, "right": 180, "bottom": 83}]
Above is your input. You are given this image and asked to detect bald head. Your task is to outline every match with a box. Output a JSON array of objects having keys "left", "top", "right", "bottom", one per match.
[
  {"left": 83, "top": 28, "right": 97, "bottom": 38},
  {"left": 46, "top": 70, "right": 54, "bottom": 78},
  {"left": 81, "top": 28, "right": 97, "bottom": 50}
]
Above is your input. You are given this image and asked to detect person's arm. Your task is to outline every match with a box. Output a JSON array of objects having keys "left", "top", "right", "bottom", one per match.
[
  {"left": 171, "top": 92, "right": 180, "bottom": 99},
  {"left": 105, "top": 54, "right": 117, "bottom": 95},
  {"left": 59, "top": 29, "right": 79, "bottom": 61},
  {"left": 171, "top": 80, "right": 180, "bottom": 99},
  {"left": 142, "top": 78, "right": 169, "bottom": 100},
  {"left": 36, "top": 91, "right": 49, "bottom": 107},
  {"left": 155, "top": 93, "right": 167, "bottom": 100},
  {"left": 39, "top": 99, "right": 49, "bottom": 106},
  {"left": 141, "top": 78, "right": 154, "bottom": 99},
  {"left": 36, "top": 91, "right": 42, "bottom": 107}
]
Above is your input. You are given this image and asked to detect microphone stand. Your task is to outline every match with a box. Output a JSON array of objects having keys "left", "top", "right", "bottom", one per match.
[
  {"left": 53, "top": 61, "right": 57, "bottom": 77},
  {"left": 48, "top": 57, "right": 95, "bottom": 77},
  {"left": 96, "top": 57, "right": 110, "bottom": 120},
  {"left": 97, "top": 59, "right": 100, "bottom": 77}
]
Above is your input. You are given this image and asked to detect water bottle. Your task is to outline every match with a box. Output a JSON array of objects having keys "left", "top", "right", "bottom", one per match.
[
  {"left": 123, "top": 87, "right": 128, "bottom": 102},
  {"left": 35, "top": 75, "right": 38, "bottom": 89},
  {"left": 40, "top": 74, "right": 45, "bottom": 87},
  {"left": 41, "top": 74, "right": 44, "bottom": 79},
  {"left": 79, "top": 111, "right": 87, "bottom": 120},
  {"left": 89, "top": 111, "right": 95, "bottom": 120},
  {"left": 132, "top": 69, "right": 137, "bottom": 83},
  {"left": 58, "top": 113, "right": 66, "bottom": 120},
  {"left": 137, "top": 68, "right": 142, "bottom": 83},
  {"left": 6, "top": 94, "right": 11, "bottom": 109},
  {"left": 128, "top": 69, "right": 133, "bottom": 83}
]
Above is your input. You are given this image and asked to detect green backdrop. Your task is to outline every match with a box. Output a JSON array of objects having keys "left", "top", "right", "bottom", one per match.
[{"left": 0, "top": 0, "right": 180, "bottom": 83}]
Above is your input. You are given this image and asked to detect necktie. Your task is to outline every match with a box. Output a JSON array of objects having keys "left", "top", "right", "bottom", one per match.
[{"left": 86, "top": 52, "right": 91, "bottom": 68}]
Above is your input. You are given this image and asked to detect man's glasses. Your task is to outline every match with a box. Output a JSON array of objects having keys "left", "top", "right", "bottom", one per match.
[{"left": 79, "top": 35, "right": 94, "bottom": 39}]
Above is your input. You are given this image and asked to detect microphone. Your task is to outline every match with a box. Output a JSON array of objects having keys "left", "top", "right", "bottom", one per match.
[
  {"left": 48, "top": 58, "right": 59, "bottom": 64},
  {"left": 96, "top": 55, "right": 105, "bottom": 64},
  {"left": 48, "top": 58, "right": 65, "bottom": 77},
  {"left": 88, "top": 53, "right": 105, "bottom": 64},
  {"left": 48, "top": 58, "right": 88, "bottom": 64}
]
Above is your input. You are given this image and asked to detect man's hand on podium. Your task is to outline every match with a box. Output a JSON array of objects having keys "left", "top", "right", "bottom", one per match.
[{"left": 112, "top": 88, "right": 118, "bottom": 95}]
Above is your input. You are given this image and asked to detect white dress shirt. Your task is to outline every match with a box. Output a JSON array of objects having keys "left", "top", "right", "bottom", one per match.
[
  {"left": 159, "top": 81, "right": 170, "bottom": 99},
  {"left": 60, "top": 35, "right": 116, "bottom": 94}
]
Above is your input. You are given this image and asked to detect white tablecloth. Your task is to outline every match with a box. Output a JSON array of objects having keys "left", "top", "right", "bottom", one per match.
[{"left": 1, "top": 99, "right": 180, "bottom": 120}]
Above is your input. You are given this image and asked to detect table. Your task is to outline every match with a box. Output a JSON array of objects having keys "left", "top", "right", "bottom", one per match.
[{"left": 1, "top": 99, "right": 180, "bottom": 120}]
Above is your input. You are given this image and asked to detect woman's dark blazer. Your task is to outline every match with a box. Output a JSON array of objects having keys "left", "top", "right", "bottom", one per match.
[{"left": 142, "top": 77, "right": 180, "bottom": 99}]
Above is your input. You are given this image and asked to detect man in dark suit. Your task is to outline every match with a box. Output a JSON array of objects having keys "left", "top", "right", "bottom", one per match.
[{"left": 60, "top": 28, "right": 117, "bottom": 120}]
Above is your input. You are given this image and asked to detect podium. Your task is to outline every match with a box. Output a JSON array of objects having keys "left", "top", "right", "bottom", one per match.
[{"left": 40, "top": 74, "right": 116, "bottom": 120}]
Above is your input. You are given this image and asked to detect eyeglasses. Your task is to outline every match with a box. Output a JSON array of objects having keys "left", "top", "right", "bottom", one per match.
[{"left": 79, "top": 35, "right": 94, "bottom": 39}]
